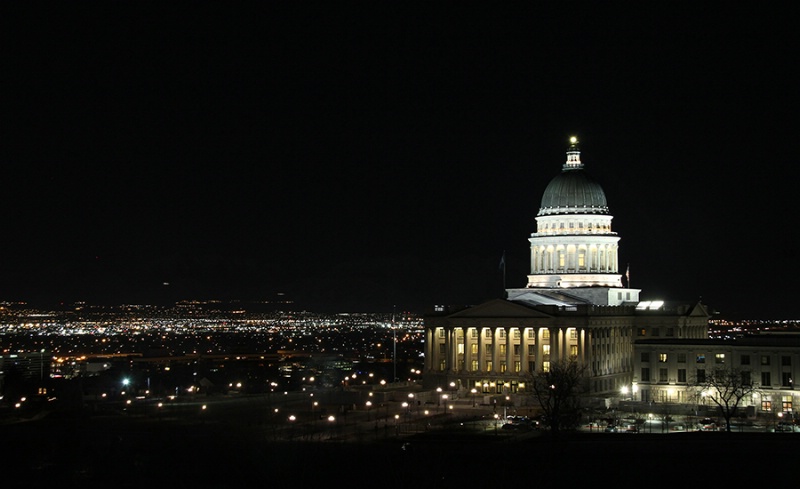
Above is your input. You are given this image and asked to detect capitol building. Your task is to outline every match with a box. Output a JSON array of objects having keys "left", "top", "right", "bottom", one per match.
[{"left": 423, "top": 138, "right": 800, "bottom": 420}]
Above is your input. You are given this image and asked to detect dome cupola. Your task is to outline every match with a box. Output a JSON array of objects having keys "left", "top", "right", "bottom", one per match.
[{"left": 538, "top": 137, "right": 609, "bottom": 216}]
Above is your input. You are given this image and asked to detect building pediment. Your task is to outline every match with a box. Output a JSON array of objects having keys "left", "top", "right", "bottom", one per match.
[
  {"left": 687, "top": 301, "right": 711, "bottom": 318},
  {"left": 446, "top": 298, "right": 553, "bottom": 319}
]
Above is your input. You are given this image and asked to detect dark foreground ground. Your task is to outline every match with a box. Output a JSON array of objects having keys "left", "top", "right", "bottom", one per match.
[{"left": 3, "top": 407, "right": 797, "bottom": 489}]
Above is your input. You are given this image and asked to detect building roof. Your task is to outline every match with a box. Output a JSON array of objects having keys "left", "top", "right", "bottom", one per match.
[
  {"left": 538, "top": 168, "right": 609, "bottom": 216},
  {"left": 537, "top": 138, "right": 609, "bottom": 216},
  {"left": 636, "top": 334, "right": 800, "bottom": 348}
]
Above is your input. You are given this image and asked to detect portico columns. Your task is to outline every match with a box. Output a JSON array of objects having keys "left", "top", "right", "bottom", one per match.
[
  {"left": 463, "top": 328, "right": 472, "bottom": 372},
  {"left": 520, "top": 327, "right": 529, "bottom": 374},
  {"left": 549, "top": 327, "right": 561, "bottom": 364},
  {"left": 443, "top": 327, "right": 452, "bottom": 373},
  {"left": 425, "top": 327, "right": 434, "bottom": 371},
  {"left": 504, "top": 327, "right": 512, "bottom": 373},
  {"left": 490, "top": 328, "right": 498, "bottom": 373},
  {"left": 477, "top": 328, "right": 486, "bottom": 373}
]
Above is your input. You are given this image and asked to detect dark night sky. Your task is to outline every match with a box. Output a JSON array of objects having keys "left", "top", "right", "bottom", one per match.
[{"left": 1, "top": 3, "right": 797, "bottom": 319}]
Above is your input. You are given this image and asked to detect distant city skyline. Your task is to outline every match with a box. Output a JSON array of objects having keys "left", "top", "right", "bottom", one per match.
[{"left": 2, "top": 4, "right": 797, "bottom": 319}]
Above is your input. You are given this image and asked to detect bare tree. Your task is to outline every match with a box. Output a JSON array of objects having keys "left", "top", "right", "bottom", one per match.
[
  {"left": 689, "top": 366, "right": 760, "bottom": 432},
  {"left": 530, "top": 359, "right": 589, "bottom": 434}
]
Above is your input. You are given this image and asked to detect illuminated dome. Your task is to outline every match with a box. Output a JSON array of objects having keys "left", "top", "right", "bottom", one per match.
[{"left": 538, "top": 138, "right": 609, "bottom": 216}]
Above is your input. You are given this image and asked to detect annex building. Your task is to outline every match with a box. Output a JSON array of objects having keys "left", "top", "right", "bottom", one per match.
[{"left": 422, "top": 138, "right": 800, "bottom": 420}]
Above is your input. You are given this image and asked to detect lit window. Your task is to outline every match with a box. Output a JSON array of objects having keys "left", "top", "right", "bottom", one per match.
[{"left": 715, "top": 353, "right": 725, "bottom": 364}]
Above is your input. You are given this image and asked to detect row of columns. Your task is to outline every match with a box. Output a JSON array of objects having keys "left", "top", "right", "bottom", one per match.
[
  {"left": 424, "top": 325, "right": 592, "bottom": 375},
  {"left": 531, "top": 244, "right": 619, "bottom": 274}
]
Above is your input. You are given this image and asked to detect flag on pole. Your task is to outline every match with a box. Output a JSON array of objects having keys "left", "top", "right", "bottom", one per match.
[
  {"left": 625, "top": 263, "right": 630, "bottom": 287},
  {"left": 499, "top": 251, "right": 506, "bottom": 271}
]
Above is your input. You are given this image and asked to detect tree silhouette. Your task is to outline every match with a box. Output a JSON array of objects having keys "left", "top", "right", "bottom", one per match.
[
  {"left": 689, "top": 366, "right": 760, "bottom": 432},
  {"left": 529, "top": 359, "right": 589, "bottom": 434}
]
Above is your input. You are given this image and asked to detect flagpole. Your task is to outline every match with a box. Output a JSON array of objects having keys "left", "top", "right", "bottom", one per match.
[
  {"left": 392, "top": 305, "right": 396, "bottom": 383},
  {"left": 499, "top": 250, "right": 507, "bottom": 296}
]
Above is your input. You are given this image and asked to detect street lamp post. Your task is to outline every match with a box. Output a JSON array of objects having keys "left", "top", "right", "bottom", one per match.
[
  {"left": 471, "top": 388, "right": 477, "bottom": 407},
  {"left": 40, "top": 349, "right": 45, "bottom": 383}
]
